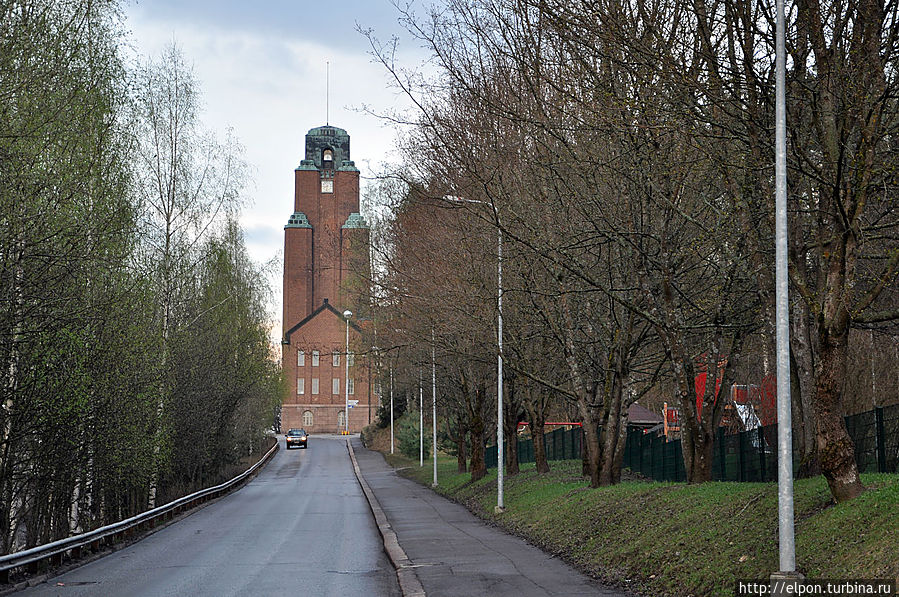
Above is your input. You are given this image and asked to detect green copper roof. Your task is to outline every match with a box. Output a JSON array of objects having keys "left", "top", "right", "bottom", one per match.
[
  {"left": 285, "top": 211, "right": 312, "bottom": 229},
  {"left": 307, "top": 125, "right": 349, "bottom": 137},
  {"left": 337, "top": 160, "right": 359, "bottom": 172},
  {"left": 305, "top": 125, "right": 351, "bottom": 170},
  {"left": 296, "top": 159, "right": 317, "bottom": 171},
  {"left": 342, "top": 213, "right": 369, "bottom": 229}
]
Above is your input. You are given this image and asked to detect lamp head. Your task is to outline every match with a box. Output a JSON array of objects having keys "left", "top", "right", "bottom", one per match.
[{"left": 343, "top": 310, "right": 353, "bottom": 319}]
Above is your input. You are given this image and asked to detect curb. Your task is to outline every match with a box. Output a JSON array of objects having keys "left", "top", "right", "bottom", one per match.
[{"left": 346, "top": 440, "right": 426, "bottom": 597}]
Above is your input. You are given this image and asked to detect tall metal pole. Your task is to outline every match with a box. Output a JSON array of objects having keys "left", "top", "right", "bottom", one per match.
[
  {"left": 496, "top": 226, "right": 504, "bottom": 513},
  {"left": 774, "top": 0, "right": 796, "bottom": 574},
  {"left": 419, "top": 368, "right": 423, "bottom": 467},
  {"left": 344, "top": 310, "right": 352, "bottom": 435},
  {"left": 442, "top": 194, "right": 504, "bottom": 511},
  {"left": 432, "top": 330, "right": 438, "bottom": 487},
  {"left": 390, "top": 366, "right": 395, "bottom": 454}
]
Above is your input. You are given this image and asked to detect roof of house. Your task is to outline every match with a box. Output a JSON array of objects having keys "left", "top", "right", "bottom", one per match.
[
  {"left": 282, "top": 298, "right": 362, "bottom": 345},
  {"left": 628, "top": 402, "right": 664, "bottom": 425}
]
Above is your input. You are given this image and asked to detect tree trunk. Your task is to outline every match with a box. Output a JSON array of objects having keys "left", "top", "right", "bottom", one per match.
[
  {"left": 598, "top": 382, "right": 626, "bottom": 487},
  {"left": 581, "top": 425, "right": 590, "bottom": 477},
  {"left": 449, "top": 412, "right": 468, "bottom": 473},
  {"left": 682, "top": 330, "right": 744, "bottom": 483},
  {"left": 469, "top": 403, "right": 487, "bottom": 482},
  {"left": 504, "top": 374, "right": 519, "bottom": 475},
  {"left": 505, "top": 426, "right": 519, "bottom": 475},
  {"left": 815, "top": 329, "right": 864, "bottom": 501},
  {"left": 527, "top": 406, "right": 550, "bottom": 473},
  {"left": 671, "top": 355, "right": 715, "bottom": 483},
  {"left": 790, "top": 329, "right": 819, "bottom": 477},
  {"left": 461, "top": 373, "right": 487, "bottom": 481},
  {"left": 644, "top": 268, "right": 724, "bottom": 484},
  {"left": 1, "top": 234, "right": 24, "bottom": 552},
  {"left": 469, "top": 432, "right": 486, "bottom": 481},
  {"left": 790, "top": 228, "right": 820, "bottom": 478},
  {"left": 578, "top": 402, "right": 601, "bottom": 488},
  {"left": 611, "top": 417, "right": 629, "bottom": 484},
  {"left": 456, "top": 433, "right": 467, "bottom": 473},
  {"left": 681, "top": 419, "right": 715, "bottom": 483}
]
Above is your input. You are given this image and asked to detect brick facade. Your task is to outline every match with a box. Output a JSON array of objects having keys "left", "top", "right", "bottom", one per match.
[{"left": 281, "top": 126, "right": 371, "bottom": 434}]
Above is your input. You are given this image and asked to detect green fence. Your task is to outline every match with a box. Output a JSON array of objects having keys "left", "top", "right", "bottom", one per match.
[
  {"left": 485, "top": 404, "right": 899, "bottom": 482},
  {"left": 486, "top": 425, "right": 583, "bottom": 468}
]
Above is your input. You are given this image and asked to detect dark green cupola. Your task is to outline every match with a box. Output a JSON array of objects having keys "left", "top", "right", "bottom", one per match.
[{"left": 304, "top": 125, "right": 352, "bottom": 170}]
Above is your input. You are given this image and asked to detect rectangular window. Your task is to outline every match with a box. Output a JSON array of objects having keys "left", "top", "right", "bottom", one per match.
[
  {"left": 312, "top": 350, "right": 319, "bottom": 367},
  {"left": 348, "top": 378, "right": 355, "bottom": 395},
  {"left": 311, "top": 378, "right": 319, "bottom": 394},
  {"left": 347, "top": 351, "right": 355, "bottom": 366},
  {"left": 332, "top": 351, "right": 340, "bottom": 367},
  {"left": 297, "top": 378, "right": 305, "bottom": 395},
  {"left": 297, "top": 350, "right": 305, "bottom": 367},
  {"left": 332, "top": 378, "right": 340, "bottom": 395}
]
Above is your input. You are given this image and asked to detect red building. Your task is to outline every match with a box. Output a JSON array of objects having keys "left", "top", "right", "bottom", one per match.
[{"left": 281, "top": 125, "right": 371, "bottom": 434}]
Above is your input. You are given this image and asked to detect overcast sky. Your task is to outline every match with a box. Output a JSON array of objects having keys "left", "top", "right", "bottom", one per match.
[{"left": 124, "top": 0, "right": 424, "bottom": 339}]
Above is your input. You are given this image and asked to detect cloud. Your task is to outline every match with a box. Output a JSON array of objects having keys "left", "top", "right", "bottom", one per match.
[
  {"left": 243, "top": 222, "right": 283, "bottom": 252},
  {"left": 127, "top": 0, "right": 412, "bottom": 54}
]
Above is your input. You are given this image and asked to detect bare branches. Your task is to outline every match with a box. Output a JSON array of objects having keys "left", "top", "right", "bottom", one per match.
[{"left": 368, "top": 0, "right": 899, "bottom": 498}]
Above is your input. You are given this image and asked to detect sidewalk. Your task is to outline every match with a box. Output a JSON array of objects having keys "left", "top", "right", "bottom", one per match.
[{"left": 350, "top": 438, "right": 630, "bottom": 597}]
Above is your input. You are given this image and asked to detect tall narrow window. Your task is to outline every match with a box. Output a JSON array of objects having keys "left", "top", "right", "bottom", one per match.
[
  {"left": 303, "top": 410, "right": 314, "bottom": 426},
  {"left": 332, "top": 378, "right": 340, "bottom": 395},
  {"left": 297, "top": 378, "right": 305, "bottom": 395},
  {"left": 311, "top": 378, "right": 319, "bottom": 395},
  {"left": 312, "top": 350, "right": 319, "bottom": 367},
  {"left": 297, "top": 350, "right": 305, "bottom": 367},
  {"left": 332, "top": 351, "right": 340, "bottom": 367},
  {"left": 347, "top": 378, "right": 355, "bottom": 395},
  {"left": 347, "top": 351, "right": 355, "bottom": 366},
  {"left": 337, "top": 410, "right": 346, "bottom": 429}
]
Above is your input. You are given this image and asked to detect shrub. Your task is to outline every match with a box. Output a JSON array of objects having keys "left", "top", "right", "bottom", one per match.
[{"left": 397, "top": 413, "right": 429, "bottom": 460}]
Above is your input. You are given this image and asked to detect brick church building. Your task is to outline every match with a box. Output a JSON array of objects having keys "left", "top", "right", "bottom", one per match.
[{"left": 281, "top": 125, "right": 371, "bottom": 434}]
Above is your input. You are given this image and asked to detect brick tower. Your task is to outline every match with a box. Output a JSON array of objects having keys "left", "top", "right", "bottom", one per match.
[{"left": 281, "top": 125, "right": 371, "bottom": 434}]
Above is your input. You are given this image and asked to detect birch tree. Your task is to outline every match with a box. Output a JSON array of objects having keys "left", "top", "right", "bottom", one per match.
[{"left": 132, "top": 43, "right": 247, "bottom": 506}]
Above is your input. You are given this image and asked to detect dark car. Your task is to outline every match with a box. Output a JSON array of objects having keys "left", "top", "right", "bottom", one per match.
[{"left": 285, "top": 428, "right": 308, "bottom": 449}]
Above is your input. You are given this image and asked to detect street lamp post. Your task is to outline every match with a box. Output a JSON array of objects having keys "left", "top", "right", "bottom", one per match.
[
  {"left": 419, "top": 367, "right": 423, "bottom": 467},
  {"left": 773, "top": 0, "right": 799, "bottom": 588},
  {"left": 495, "top": 225, "right": 504, "bottom": 512},
  {"left": 343, "top": 310, "right": 352, "bottom": 435},
  {"left": 443, "top": 195, "right": 504, "bottom": 513},
  {"left": 390, "top": 365, "right": 395, "bottom": 454},
  {"left": 432, "top": 329, "right": 437, "bottom": 488}
]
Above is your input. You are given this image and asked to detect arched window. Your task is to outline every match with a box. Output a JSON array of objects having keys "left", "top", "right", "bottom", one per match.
[
  {"left": 322, "top": 148, "right": 333, "bottom": 168},
  {"left": 337, "top": 410, "right": 346, "bottom": 430},
  {"left": 303, "top": 410, "right": 314, "bottom": 427}
]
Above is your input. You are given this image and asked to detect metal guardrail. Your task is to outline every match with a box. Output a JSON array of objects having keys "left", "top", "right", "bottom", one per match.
[{"left": 0, "top": 440, "right": 279, "bottom": 585}]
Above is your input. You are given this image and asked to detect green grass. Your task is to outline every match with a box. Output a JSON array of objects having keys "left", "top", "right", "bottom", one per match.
[{"left": 381, "top": 447, "right": 899, "bottom": 596}]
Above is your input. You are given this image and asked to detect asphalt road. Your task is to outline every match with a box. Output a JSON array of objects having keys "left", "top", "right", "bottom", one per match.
[{"left": 19, "top": 436, "right": 400, "bottom": 597}]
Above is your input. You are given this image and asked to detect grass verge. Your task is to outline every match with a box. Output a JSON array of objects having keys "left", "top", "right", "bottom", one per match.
[{"left": 372, "top": 429, "right": 899, "bottom": 596}]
